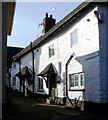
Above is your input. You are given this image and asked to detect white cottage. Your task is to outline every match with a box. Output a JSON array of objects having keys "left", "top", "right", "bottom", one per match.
[{"left": 10, "top": 1, "right": 108, "bottom": 111}]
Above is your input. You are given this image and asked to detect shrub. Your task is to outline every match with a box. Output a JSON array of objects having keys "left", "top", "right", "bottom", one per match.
[{"left": 49, "top": 97, "right": 54, "bottom": 104}]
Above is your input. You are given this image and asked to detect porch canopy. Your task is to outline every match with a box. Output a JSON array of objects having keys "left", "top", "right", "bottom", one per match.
[
  {"left": 37, "top": 63, "right": 57, "bottom": 88},
  {"left": 15, "top": 66, "right": 33, "bottom": 85},
  {"left": 15, "top": 66, "right": 32, "bottom": 77},
  {"left": 37, "top": 63, "right": 57, "bottom": 77}
]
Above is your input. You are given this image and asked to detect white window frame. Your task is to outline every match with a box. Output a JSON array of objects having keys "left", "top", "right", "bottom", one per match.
[
  {"left": 80, "top": 73, "right": 85, "bottom": 86},
  {"left": 70, "top": 29, "right": 78, "bottom": 47},
  {"left": 48, "top": 44, "right": 55, "bottom": 58},
  {"left": 69, "top": 72, "right": 84, "bottom": 90}
]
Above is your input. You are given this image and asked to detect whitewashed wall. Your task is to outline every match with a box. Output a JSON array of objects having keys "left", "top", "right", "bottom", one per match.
[
  {"left": 10, "top": 62, "right": 20, "bottom": 90},
  {"left": 20, "top": 52, "right": 33, "bottom": 95},
  {"left": 37, "top": 6, "right": 100, "bottom": 103},
  {"left": 34, "top": 48, "right": 49, "bottom": 95},
  {"left": 10, "top": 5, "right": 107, "bottom": 104}
]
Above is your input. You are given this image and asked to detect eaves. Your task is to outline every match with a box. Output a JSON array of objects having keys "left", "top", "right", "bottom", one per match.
[{"left": 13, "top": 1, "right": 93, "bottom": 61}]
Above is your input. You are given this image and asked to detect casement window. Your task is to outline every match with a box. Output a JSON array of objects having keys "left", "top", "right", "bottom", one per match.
[
  {"left": 74, "top": 74, "right": 79, "bottom": 86},
  {"left": 80, "top": 73, "right": 85, "bottom": 86},
  {"left": 38, "top": 77, "right": 43, "bottom": 92},
  {"left": 70, "top": 29, "right": 78, "bottom": 47},
  {"left": 69, "top": 73, "right": 84, "bottom": 89},
  {"left": 12, "top": 77, "right": 16, "bottom": 86},
  {"left": 58, "top": 62, "right": 62, "bottom": 75},
  {"left": 49, "top": 44, "right": 55, "bottom": 58}
]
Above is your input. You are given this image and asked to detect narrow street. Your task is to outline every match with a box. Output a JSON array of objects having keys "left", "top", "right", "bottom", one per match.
[
  {"left": 5, "top": 96, "right": 61, "bottom": 120},
  {"left": 4, "top": 95, "right": 108, "bottom": 120}
]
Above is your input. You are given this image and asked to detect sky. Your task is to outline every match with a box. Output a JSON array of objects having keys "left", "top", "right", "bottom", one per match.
[{"left": 7, "top": 2, "right": 83, "bottom": 48}]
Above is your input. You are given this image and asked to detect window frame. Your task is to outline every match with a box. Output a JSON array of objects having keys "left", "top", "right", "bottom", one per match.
[
  {"left": 70, "top": 29, "right": 78, "bottom": 47},
  {"left": 12, "top": 76, "right": 16, "bottom": 86},
  {"left": 48, "top": 44, "right": 55, "bottom": 58},
  {"left": 58, "top": 62, "right": 62, "bottom": 75},
  {"left": 69, "top": 72, "right": 84, "bottom": 90},
  {"left": 37, "top": 77, "right": 44, "bottom": 92},
  {"left": 80, "top": 73, "right": 85, "bottom": 86}
]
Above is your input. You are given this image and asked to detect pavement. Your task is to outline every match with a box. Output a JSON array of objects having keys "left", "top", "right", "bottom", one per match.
[
  {"left": 3, "top": 96, "right": 108, "bottom": 120},
  {"left": 33, "top": 103, "right": 83, "bottom": 116}
]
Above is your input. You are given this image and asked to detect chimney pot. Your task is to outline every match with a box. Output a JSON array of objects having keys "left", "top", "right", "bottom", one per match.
[
  {"left": 50, "top": 15, "right": 52, "bottom": 19},
  {"left": 43, "top": 13, "right": 56, "bottom": 34},
  {"left": 45, "top": 13, "right": 48, "bottom": 18}
]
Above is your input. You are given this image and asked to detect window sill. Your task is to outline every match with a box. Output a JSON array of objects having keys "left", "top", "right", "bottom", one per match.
[{"left": 69, "top": 88, "right": 85, "bottom": 91}]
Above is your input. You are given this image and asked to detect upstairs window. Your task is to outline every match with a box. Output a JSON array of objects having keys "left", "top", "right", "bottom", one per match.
[
  {"left": 70, "top": 29, "right": 78, "bottom": 47},
  {"left": 58, "top": 62, "right": 62, "bottom": 75},
  {"left": 49, "top": 44, "right": 55, "bottom": 58}
]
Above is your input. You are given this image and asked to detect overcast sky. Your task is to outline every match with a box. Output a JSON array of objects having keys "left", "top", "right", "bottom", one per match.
[{"left": 7, "top": 2, "right": 82, "bottom": 48}]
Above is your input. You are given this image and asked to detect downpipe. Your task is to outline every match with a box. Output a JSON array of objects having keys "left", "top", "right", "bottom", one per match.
[{"left": 65, "top": 53, "right": 75, "bottom": 106}]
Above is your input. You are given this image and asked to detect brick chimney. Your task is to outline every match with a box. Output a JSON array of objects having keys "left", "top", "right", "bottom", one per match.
[{"left": 43, "top": 13, "right": 56, "bottom": 34}]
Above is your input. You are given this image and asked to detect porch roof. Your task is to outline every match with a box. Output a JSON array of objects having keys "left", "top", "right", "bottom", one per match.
[
  {"left": 15, "top": 66, "right": 33, "bottom": 78},
  {"left": 37, "top": 63, "right": 57, "bottom": 77}
]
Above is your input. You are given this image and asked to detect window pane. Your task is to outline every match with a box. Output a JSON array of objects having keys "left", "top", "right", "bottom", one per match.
[
  {"left": 75, "top": 74, "right": 78, "bottom": 86},
  {"left": 80, "top": 74, "right": 84, "bottom": 86},
  {"left": 12, "top": 77, "right": 16, "bottom": 86},
  {"left": 49, "top": 44, "right": 55, "bottom": 58},
  {"left": 69, "top": 75, "right": 74, "bottom": 87},
  {"left": 38, "top": 78, "right": 43, "bottom": 90},
  {"left": 71, "top": 29, "right": 78, "bottom": 47},
  {"left": 49, "top": 47, "right": 51, "bottom": 57},
  {"left": 69, "top": 73, "right": 84, "bottom": 89},
  {"left": 58, "top": 62, "right": 62, "bottom": 74}
]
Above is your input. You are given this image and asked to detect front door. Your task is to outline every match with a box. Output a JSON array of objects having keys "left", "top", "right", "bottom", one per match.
[{"left": 48, "top": 75, "right": 56, "bottom": 97}]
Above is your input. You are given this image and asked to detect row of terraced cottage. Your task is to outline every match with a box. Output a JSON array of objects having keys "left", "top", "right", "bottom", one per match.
[{"left": 8, "top": 2, "right": 108, "bottom": 111}]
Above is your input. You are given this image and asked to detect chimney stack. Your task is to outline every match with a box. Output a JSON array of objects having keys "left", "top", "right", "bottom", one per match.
[{"left": 43, "top": 13, "right": 56, "bottom": 34}]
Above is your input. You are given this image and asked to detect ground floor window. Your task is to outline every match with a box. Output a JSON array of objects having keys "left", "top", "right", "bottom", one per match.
[
  {"left": 12, "top": 76, "right": 16, "bottom": 86},
  {"left": 69, "top": 72, "right": 84, "bottom": 89},
  {"left": 37, "top": 77, "right": 43, "bottom": 92}
]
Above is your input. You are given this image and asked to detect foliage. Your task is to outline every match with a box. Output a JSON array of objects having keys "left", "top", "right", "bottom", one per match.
[{"left": 49, "top": 97, "right": 54, "bottom": 104}]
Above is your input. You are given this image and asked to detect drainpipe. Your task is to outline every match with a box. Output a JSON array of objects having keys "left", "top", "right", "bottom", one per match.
[
  {"left": 30, "top": 42, "right": 35, "bottom": 94},
  {"left": 65, "top": 53, "right": 75, "bottom": 106}
]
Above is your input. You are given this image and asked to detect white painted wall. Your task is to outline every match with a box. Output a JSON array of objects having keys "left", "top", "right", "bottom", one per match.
[
  {"left": 37, "top": 6, "right": 100, "bottom": 102},
  {"left": 20, "top": 52, "right": 33, "bottom": 95},
  {"left": 10, "top": 62, "right": 20, "bottom": 90},
  {"left": 10, "top": 4, "right": 108, "bottom": 104}
]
